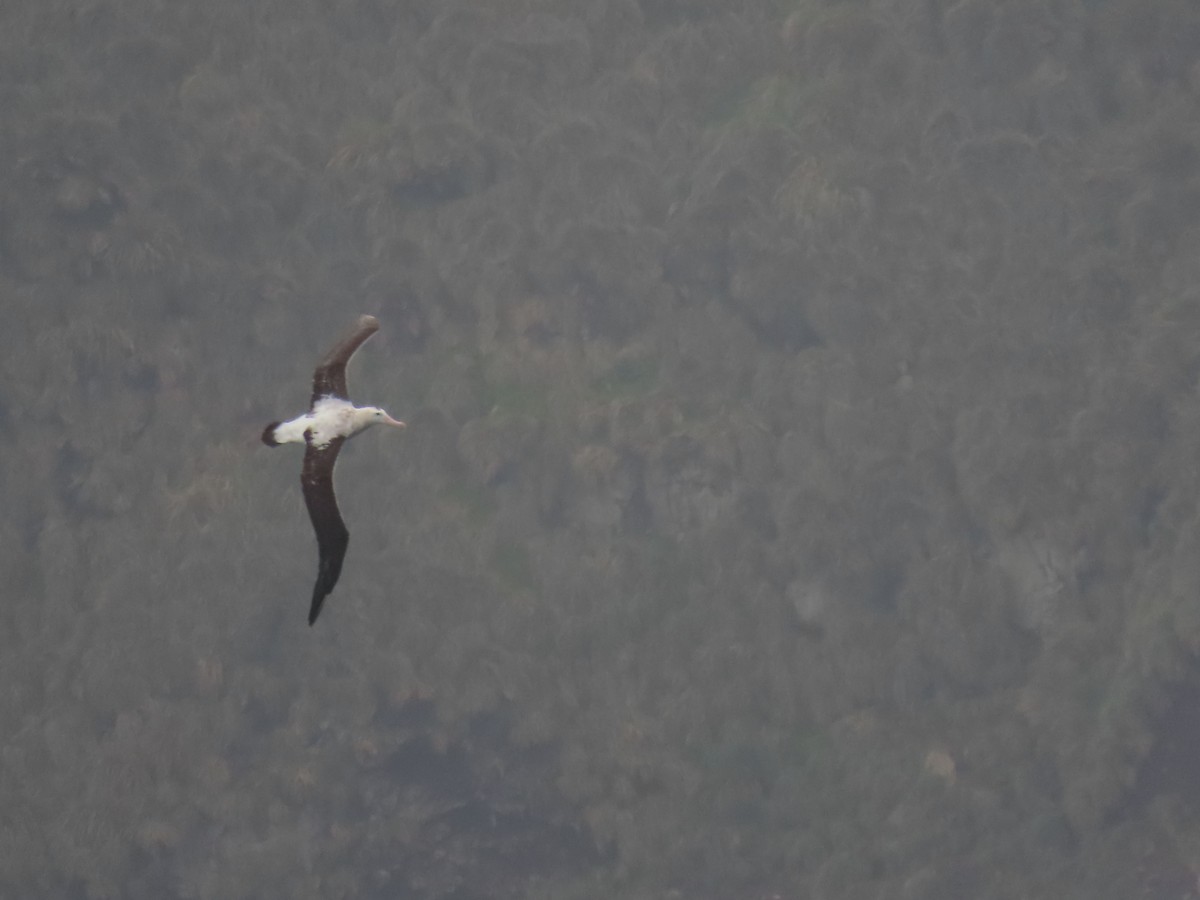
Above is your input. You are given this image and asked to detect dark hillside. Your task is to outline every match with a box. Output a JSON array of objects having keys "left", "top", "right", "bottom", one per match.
[{"left": 4, "top": 0, "right": 1200, "bottom": 897}]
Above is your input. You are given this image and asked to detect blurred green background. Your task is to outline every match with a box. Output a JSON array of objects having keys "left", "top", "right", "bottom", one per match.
[{"left": 4, "top": 0, "right": 1200, "bottom": 897}]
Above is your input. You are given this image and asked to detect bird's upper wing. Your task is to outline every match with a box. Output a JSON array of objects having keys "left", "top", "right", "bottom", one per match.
[
  {"left": 301, "top": 436, "right": 348, "bottom": 625},
  {"left": 311, "top": 315, "right": 380, "bottom": 405}
]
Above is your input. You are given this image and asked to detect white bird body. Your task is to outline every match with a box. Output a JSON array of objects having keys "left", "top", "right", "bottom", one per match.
[{"left": 269, "top": 398, "right": 397, "bottom": 449}]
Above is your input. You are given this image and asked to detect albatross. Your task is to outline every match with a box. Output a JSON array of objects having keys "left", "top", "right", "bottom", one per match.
[{"left": 262, "top": 315, "right": 405, "bottom": 625}]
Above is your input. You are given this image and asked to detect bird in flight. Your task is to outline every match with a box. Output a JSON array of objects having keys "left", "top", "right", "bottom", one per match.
[{"left": 262, "top": 315, "right": 405, "bottom": 625}]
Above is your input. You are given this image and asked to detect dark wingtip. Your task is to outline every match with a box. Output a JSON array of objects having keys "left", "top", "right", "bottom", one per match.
[
  {"left": 261, "top": 422, "right": 282, "bottom": 447},
  {"left": 308, "top": 592, "right": 326, "bottom": 626},
  {"left": 309, "top": 569, "right": 337, "bottom": 625}
]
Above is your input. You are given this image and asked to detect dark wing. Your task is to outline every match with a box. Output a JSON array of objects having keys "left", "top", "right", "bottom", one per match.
[
  {"left": 301, "top": 436, "right": 349, "bottom": 625},
  {"left": 311, "top": 315, "right": 380, "bottom": 405}
]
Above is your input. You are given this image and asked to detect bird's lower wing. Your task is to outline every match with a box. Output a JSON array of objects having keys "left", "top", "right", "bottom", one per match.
[{"left": 301, "top": 438, "right": 348, "bottom": 625}]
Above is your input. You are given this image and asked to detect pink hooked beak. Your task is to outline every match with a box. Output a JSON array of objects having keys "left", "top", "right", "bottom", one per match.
[{"left": 383, "top": 414, "right": 406, "bottom": 428}]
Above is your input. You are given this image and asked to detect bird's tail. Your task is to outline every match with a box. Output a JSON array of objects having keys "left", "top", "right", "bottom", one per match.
[{"left": 261, "top": 422, "right": 282, "bottom": 447}]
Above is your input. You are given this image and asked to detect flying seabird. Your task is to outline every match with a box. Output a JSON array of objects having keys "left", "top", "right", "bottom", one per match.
[{"left": 262, "top": 315, "right": 405, "bottom": 625}]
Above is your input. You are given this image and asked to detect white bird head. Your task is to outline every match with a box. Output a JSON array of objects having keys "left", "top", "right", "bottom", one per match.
[{"left": 355, "top": 406, "right": 406, "bottom": 432}]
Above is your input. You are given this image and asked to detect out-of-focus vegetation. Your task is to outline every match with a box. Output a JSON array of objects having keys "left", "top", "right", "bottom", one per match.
[{"left": 4, "top": 0, "right": 1200, "bottom": 896}]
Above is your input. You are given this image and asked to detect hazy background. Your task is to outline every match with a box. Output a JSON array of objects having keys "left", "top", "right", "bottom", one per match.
[{"left": 4, "top": 0, "right": 1200, "bottom": 897}]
